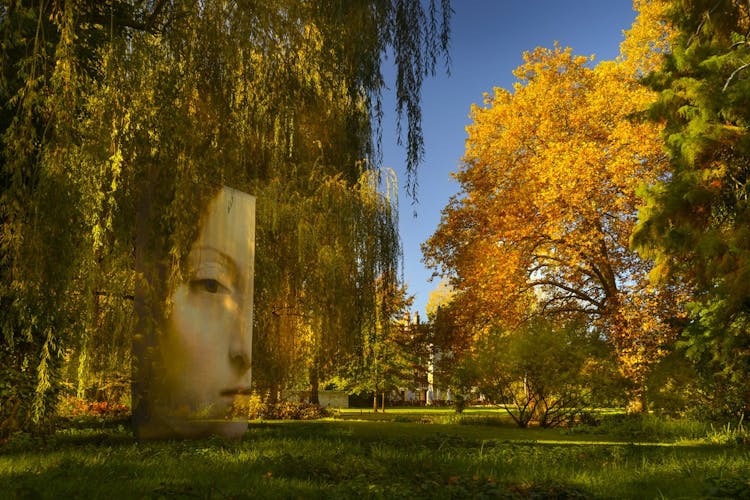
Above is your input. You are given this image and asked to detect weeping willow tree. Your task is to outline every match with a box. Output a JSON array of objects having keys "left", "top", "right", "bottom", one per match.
[
  {"left": 253, "top": 167, "right": 402, "bottom": 403},
  {"left": 0, "top": 0, "right": 134, "bottom": 435},
  {"left": 1, "top": 0, "right": 450, "bottom": 435}
]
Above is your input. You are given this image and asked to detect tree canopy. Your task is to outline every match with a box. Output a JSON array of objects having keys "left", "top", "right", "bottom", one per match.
[
  {"left": 420, "top": 0, "right": 694, "bottom": 410},
  {"left": 423, "top": 0, "right": 750, "bottom": 418},
  {"left": 422, "top": 41, "right": 682, "bottom": 406},
  {"left": 0, "top": 0, "right": 451, "bottom": 435}
]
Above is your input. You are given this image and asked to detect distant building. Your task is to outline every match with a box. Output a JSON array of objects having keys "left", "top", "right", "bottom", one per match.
[{"left": 395, "top": 311, "right": 452, "bottom": 406}]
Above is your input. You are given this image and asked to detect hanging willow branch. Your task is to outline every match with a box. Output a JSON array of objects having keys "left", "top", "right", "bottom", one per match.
[{"left": 1, "top": 0, "right": 451, "bottom": 433}]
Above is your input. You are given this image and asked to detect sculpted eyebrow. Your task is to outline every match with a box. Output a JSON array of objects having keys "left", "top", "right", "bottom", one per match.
[{"left": 192, "top": 247, "right": 239, "bottom": 285}]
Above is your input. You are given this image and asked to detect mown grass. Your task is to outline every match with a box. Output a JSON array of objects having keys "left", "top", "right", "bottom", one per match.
[{"left": 1, "top": 408, "right": 749, "bottom": 499}]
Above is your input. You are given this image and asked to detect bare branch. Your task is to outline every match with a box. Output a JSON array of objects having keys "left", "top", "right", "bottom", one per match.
[
  {"left": 723, "top": 61, "right": 750, "bottom": 91},
  {"left": 687, "top": 1, "right": 723, "bottom": 48}
]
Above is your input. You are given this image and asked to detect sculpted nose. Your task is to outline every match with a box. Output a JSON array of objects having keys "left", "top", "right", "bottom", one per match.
[
  {"left": 230, "top": 338, "right": 251, "bottom": 373},
  {"left": 230, "top": 321, "right": 251, "bottom": 374}
]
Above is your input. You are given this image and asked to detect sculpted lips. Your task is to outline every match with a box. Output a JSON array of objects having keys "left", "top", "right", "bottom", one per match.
[{"left": 219, "top": 387, "right": 253, "bottom": 397}]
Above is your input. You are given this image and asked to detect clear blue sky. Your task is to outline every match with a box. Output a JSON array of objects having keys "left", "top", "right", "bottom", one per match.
[{"left": 380, "top": 1, "right": 639, "bottom": 318}]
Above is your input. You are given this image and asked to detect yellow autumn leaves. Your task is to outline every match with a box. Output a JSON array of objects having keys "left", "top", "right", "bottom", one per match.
[{"left": 423, "top": 16, "right": 679, "bottom": 392}]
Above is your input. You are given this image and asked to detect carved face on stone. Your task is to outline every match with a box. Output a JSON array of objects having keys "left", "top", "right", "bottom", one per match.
[{"left": 155, "top": 187, "right": 255, "bottom": 438}]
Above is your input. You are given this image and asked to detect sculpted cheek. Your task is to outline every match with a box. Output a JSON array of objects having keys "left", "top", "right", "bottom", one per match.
[
  {"left": 222, "top": 295, "right": 240, "bottom": 315},
  {"left": 169, "top": 294, "right": 203, "bottom": 347}
]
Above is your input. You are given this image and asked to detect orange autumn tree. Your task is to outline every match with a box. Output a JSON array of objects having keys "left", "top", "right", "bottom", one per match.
[{"left": 423, "top": 43, "right": 680, "bottom": 410}]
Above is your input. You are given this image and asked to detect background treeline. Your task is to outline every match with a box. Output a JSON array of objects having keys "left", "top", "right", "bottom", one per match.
[
  {"left": 0, "top": 0, "right": 450, "bottom": 435},
  {"left": 424, "top": 0, "right": 750, "bottom": 425}
]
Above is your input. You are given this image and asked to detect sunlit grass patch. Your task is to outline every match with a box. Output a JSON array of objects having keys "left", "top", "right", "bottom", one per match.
[{"left": 1, "top": 412, "right": 749, "bottom": 498}]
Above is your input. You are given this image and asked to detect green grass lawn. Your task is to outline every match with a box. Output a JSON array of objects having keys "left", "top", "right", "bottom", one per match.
[{"left": 1, "top": 408, "right": 749, "bottom": 499}]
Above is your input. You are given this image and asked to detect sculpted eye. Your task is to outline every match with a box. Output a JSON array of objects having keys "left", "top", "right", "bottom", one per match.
[{"left": 190, "top": 279, "right": 229, "bottom": 294}]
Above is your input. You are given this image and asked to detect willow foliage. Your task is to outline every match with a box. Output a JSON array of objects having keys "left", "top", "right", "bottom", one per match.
[{"left": 0, "top": 0, "right": 450, "bottom": 434}]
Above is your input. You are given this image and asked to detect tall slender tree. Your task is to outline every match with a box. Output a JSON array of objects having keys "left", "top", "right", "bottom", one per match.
[{"left": 633, "top": 0, "right": 750, "bottom": 417}]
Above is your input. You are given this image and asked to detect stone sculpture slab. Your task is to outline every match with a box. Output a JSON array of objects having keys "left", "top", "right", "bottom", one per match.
[{"left": 134, "top": 187, "right": 255, "bottom": 439}]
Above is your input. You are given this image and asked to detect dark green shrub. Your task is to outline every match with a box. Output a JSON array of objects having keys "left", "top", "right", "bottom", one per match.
[
  {"left": 703, "top": 475, "right": 750, "bottom": 498},
  {"left": 582, "top": 413, "right": 709, "bottom": 441}
]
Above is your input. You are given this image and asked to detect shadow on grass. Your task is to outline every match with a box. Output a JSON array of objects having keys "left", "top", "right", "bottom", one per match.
[
  {"left": 1, "top": 434, "right": 599, "bottom": 499},
  {"left": 2, "top": 417, "right": 748, "bottom": 499}
]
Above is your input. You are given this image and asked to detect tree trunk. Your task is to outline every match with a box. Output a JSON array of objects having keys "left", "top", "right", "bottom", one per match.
[
  {"left": 626, "top": 379, "right": 649, "bottom": 414},
  {"left": 381, "top": 391, "right": 386, "bottom": 412},
  {"left": 372, "top": 391, "right": 378, "bottom": 413},
  {"left": 309, "top": 365, "right": 320, "bottom": 405},
  {"left": 266, "top": 385, "right": 280, "bottom": 404},
  {"left": 132, "top": 182, "right": 154, "bottom": 438},
  {"left": 131, "top": 176, "right": 168, "bottom": 438}
]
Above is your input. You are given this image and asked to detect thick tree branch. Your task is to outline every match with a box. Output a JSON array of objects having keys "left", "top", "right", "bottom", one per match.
[{"left": 526, "top": 278, "right": 605, "bottom": 310}]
